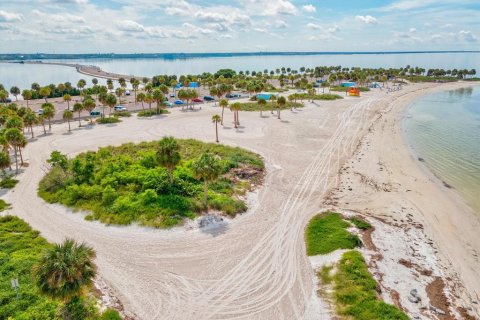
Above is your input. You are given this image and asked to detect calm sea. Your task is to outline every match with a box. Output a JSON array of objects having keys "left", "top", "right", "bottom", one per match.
[
  {"left": 0, "top": 51, "right": 479, "bottom": 91},
  {"left": 405, "top": 86, "right": 480, "bottom": 213}
]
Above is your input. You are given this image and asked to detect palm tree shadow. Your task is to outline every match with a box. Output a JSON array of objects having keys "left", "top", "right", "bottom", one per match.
[
  {"left": 62, "top": 132, "right": 73, "bottom": 136},
  {"left": 199, "top": 217, "right": 229, "bottom": 237},
  {"left": 281, "top": 120, "right": 290, "bottom": 123},
  {"left": 222, "top": 126, "right": 232, "bottom": 130}
]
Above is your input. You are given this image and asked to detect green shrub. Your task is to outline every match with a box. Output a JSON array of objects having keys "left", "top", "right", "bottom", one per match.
[
  {"left": 334, "top": 251, "right": 408, "bottom": 320},
  {"left": 330, "top": 86, "right": 370, "bottom": 92},
  {"left": 237, "top": 101, "right": 303, "bottom": 111},
  {"left": 0, "top": 175, "right": 19, "bottom": 189},
  {"left": 100, "top": 309, "right": 122, "bottom": 320},
  {"left": 97, "top": 117, "right": 121, "bottom": 124},
  {"left": 290, "top": 93, "right": 343, "bottom": 101},
  {"left": 114, "top": 111, "right": 131, "bottom": 117},
  {"left": 349, "top": 217, "right": 372, "bottom": 230},
  {"left": 137, "top": 109, "right": 168, "bottom": 117},
  {"left": 305, "top": 211, "right": 362, "bottom": 256},
  {"left": 0, "top": 199, "right": 11, "bottom": 211},
  {"left": 39, "top": 139, "right": 264, "bottom": 228}
]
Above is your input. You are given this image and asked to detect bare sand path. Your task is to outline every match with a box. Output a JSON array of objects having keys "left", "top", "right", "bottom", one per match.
[{"left": 3, "top": 83, "right": 477, "bottom": 319}]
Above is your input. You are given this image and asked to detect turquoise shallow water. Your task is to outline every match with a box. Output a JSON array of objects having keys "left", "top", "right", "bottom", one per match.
[{"left": 405, "top": 86, "right": 480, "bottom": 213}]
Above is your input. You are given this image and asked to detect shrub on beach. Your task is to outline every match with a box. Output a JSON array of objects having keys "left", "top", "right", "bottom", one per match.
[
  {"left": 96, "top": 117, "right": 121, "bottom": 124},
  {"left": 137, "top": 109, "right": 169, "bottom": 117},
  {"left": 0, "top": 175, "right": 19, "bottom": 189},
  {"left": 39, "top": 139, "right": 264, "bottom": 228}
]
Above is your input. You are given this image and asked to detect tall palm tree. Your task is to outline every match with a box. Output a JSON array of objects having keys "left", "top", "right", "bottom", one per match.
[
  {"left": 145, "top": 93, "right": 154, "bottom": 113},
  {"left": 83, "top": 99, "right": 96, "bottom": 123},
  {"left": 212, "top": 115, "right": 221, "bottom": 143},
  {"left": 23, "top": 110, "right": 37, "bottom": 138},
  {"left": 73, "top": 103, "right": 84, "bottom": 127},
  {"left": 192, "top": 152, "right": 222, "bottom": 209},
  {"left": 276, "top": 96, "right": 286, "bottom": 119},
  {"left": 39, "top": 87, "right": 51, "bottom": 102},
  {"left": 10, "top": 86, "right": 20, "bottom": 100},
  {"left": 257, "top": 98, "right": 266, "bottom": 117},
  {"left": 63, "top": 94, "right": 72, "bottom": 110},
  {"left": 105, "top": 94, "right": 117, "bottom": 117},
  {"left": 132, "top": 79, "right": 140, "bottom": 108},
  {"left": 219, "top": 99, "right": 228, "bottom": 125},
  {"left": 22, "top": 90, "right": 32, "bottom": 108},
  {"left": 41, "top": 103, "right": 55, "bottom": 131},
  {"left": 137, "top": 92, "right": 146, "bottom": 111},
  {"left": 63, "top": 110, "right": 73, "bottom": 132},
  {"left": 34, "top": 239, "right": 96, "bottom": 301},
  {"left": 152, "top": 89, "right": 164, "bottom": 114},
  {"left": 156, "top": 136, "right": 180, "bottom": 183},
  {"left": 5, "top": 128, "right": 23, "bottom": 173},
  {"left": 230, "top": 102, "right": 241, "bottom": 128}
]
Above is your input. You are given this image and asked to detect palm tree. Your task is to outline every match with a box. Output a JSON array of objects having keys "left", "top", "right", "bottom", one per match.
[
  {"left": 219, "top": 99, "right": 228, "bottom": 125},
  {"left": 192, "top": 153, "right": 222, "bottom": 209},
  {"left": 42, "top": 103, "right": 55, "bottom": 131},
  {"left": 152, "top": 89, "right": 164, "bottom": 114},
  {"left": 156, "top": 136, "right": 180, "bottom": 183},
  {"left": 23, "top": 110, "right": 37, "bottom": 138},
  {"left": 105, "top": 94, "right": 117, "bottom": 117},
  {"left": 0, "top": 151, "right": 10, "bottom": 176},
  {"left": 145, "top": 93, "right": 154, "bottom": 113},
  {"left": 83, "top": 99, "right": 95, "bottom": 123},
  {"left": 137, "top": 92, "right": 146, "bottom": 111},
  {"left": 22, "top": 90, "right": 32, "bottom": 108},
  {"left": 10, "top": 86, "right": 20, "bottom": 100},
  {"left": 5, "top": 128, "right": 23, "bottom": 173},
  {"left": 277, "top": 96, "right": 286, "bottom": 119},
  {"left": 177, "top": 89, "right": 188, "bottom": 110},
  {"left": 73, "top": 103, "right": 84, "bottom": 127},
  {"left": 63, "top": 94, "right": 72, "bottom": 110},
  {"left": 63, "top": 110, "right": 73, "bottom": 132},
  {"left": 230, "top": 102, "right": 241, "bottom": 128},
  {"left": 132, "top": 79, "right": 140, "bottom": 108},
  {"left": 77, "top": 79, "right": 87, "bottom": 97},
  {"left": 257, "top": 98, "right": 266, "bottom": 117},
  {"left": 34, "top": 239, "right": 96, "bottom": 302},
  {"left": 39, "top": 87, "right": 51, "bottom": 102},
  {"left": 212, "top": 115, "right": 221, "bottom": 143}
]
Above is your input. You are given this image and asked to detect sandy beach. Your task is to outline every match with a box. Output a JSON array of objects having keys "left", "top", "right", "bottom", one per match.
[{"left": 2, "top": 82, "right": 479, "bottom": 319}]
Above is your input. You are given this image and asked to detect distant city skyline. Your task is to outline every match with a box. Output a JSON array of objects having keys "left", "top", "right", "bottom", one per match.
[{"left": 0, "top": 0, "right": 478, "bottom": 53}]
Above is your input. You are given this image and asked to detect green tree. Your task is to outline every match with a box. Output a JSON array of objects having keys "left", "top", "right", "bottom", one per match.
[
  {"left": 63, "top": 109, "right": 73, "bottom": 132},
  {"left": 0, "top": 150, "right": 10, "bottom": 176},
  {"left": 212, "top": 115, "right": 221, "bottom": 143},
  {"left": 5, "top": 128, "right": 23, "bottom": 173},
  {"left": 156, "top": 136, "right": 180, "bottom": 182},
  {"left": 105, "top": 94, "right": 117, "bottom": 117},
  {"left": 10, "top": 86, "right": 20, "bottom": 100},
  {"left": 192, "top": 153, "right": 222, "bottom": 209},
  {"left": 34, "top": 239, "right": 96, "bottom": 302},
  {"left": 5, "top": 115, "right": 24, "bottom": 130},
  {"left": 23, "top": 109, "right": 38, "bottom": 138},
  {"left": 277, "top": 96, "right": 286, "bottom": 119},
  {"left": 83, "top": 99, "right": 96, "bottom": 123},
  {"left": 137, "top": 92, "right": 146, "bottom": 111},
  {"left": 219, "top": 99, "right": 228, "bottom": 125},
  {"left": 22, "top": 89, "right": 32, "bottom": 108},
  {"left": 152, "top": 88, "right": 165, "bottom": 114},
  {"left": 257, "top": 98, "right": 266, "bottom": 117},
  {"left": 63, "top": 94, "right": 72, "bottom": 110},
  {"left": 39, "top": 87, "right": 51, "bottom": 102},
  {"left": 73, "top": 102, "right": 84, "bottom": 127},
  {"left": 230, "top": 102, "right": 241, "bottom": 128},
  {"left": 42, "top": 103, "right": 55, "bottom": 131}
]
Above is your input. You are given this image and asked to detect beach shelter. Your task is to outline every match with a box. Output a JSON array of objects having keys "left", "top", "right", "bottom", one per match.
[
  {"left": 189, "top": 82, "right": 199, "bottom": 88},
  {"left": 175, "top": 83, "right": 183, "bottom": 89}
]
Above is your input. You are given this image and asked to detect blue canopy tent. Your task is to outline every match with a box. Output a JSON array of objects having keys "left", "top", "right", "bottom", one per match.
[
  {"left": 175, "top": 83, "right": 183, "bottom": 89},
  {"left": 341, "top": 81, "right": 356, "bottom": 87},
  {"left": 189, "top": 82, "right": 199, "bottom": 88}
]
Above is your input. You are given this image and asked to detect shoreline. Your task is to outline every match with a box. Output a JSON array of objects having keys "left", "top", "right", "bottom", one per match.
[{"left": 329, "top": 81, "right": 480, "bottom": 318}]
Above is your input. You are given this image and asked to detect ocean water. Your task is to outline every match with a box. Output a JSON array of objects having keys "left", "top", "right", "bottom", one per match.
[
  {"left": 1, "top": 51, "right": 479, "bottom": 91},
  {"left": 405, "top": 86, "right": 480, "bottom": 213}
]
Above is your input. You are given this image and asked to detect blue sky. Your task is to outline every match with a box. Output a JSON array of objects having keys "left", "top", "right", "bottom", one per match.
[{"left": 0, "top": 0, "right": 478, "bottom": 53}]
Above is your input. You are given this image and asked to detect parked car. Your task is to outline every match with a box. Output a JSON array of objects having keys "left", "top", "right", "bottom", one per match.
[
  {"left": 125, "top": 90, "right": 131, "bottom": 96},
  {"left": 114, "top": 105, "right": 127, "bottom": 111},
  {"left": 169, "top": 93, "right": 176, "bottom": 98},
  {"left": 192, "top": 98, "right": 203, "bottom": 103},
  {"left": 0, "top": 98, "right": 12, "bottom": 103},
  {"left": 165, "top": 101, "right": 171, "bottom": 107},
  {"left": 174, "top": 100, "right": 185, "bottom": 105},
  {"left": 90, "top": 110, "right": 101, "bottom": 116},
  {"left": 226, "top": 93, "right": 241, "bottom": 98},
  {"left": 36, "top": 109, "right": 44, "bottom": 115},
  {"left": 203, "top": 95, "right": 215, "bottom": 101}
]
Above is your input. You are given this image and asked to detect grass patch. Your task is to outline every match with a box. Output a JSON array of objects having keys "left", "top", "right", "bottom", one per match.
[
  {"left": 137, "top": 109, "right": 169, "bottom": 117},
  {"left": 114, "top": 111, "right": 131, "bottom": 117},
  {"left": 348, "top": 217, "right": 372, "bottom": 230},
  {"left": 0, "top": 215, "right": 62, "bottom": 319},
  {"left": 96, "top": 117, "right": 121, "bottom": 124},
  {"left": 0, "top": 175, "right": 19, "bottom": 189},
  {"left": 291, "top": 93, "right": 343, "bottom": 101},
  {"left": 330, "top": 86, "right": 370, "bottom": 92},
  {"left": 334, "top": 250, "right": 409, "bottom": 320},
  {"left": 318, "top": 265, "right": 333, "bottom": 285},
  {"left": 305, "top": 211, "right": 362, "bottom": 256},
  {"left": 237, "top": 101, "right": 303, "bottom": 111},
  {"left": 0, "top": 199, "right": 11, "bottom": 211},
  {"left": 39, "top": 139, "right": 264, "bottom": 228}
]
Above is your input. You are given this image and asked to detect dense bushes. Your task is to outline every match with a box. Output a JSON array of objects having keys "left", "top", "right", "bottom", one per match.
[
  {"left": 137, "top": 109, "right": 168, "bottom": 117},
  {"left": 238, "top": 101, "right": 303, "bottom": 111},
  {"left": 330, "top": 86, "right": 370, "bottom": 92},
  {"left": 39, "top": 139, "right": 264, "bottom": 228},
  {"left": 96, "top": 117, "right": 121, "bottom": 124}
]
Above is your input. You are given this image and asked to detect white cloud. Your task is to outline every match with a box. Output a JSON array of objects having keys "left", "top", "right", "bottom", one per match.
[
  {"left": 117, "top": 20, "right": 145, "bottom": 32},
  {"left": 459, "top": 30, "right": 477, "bottom": 42},
  {"left": 380, "top": 0, "right": 477, "bottom": 11},
  {"left": 240, "top": 0, "right": 298, "bottom": 16},
  {"left": 302, "top": 4, "right": 316, "bottom": 13},
  {"left": 355, "top": 15, "right": 378, "bottom": 24},
  {"left": 307, "top": 23, "right": 321, "bottom": 30},
  {"left": 409, "top": 27, "right": 416, "bottom": 33},
  {"left": 275, "top": 19, "right": 287, "bottom": 28},
  {"left": 0, "top": 10, "right": 23, "bottom": 22}
]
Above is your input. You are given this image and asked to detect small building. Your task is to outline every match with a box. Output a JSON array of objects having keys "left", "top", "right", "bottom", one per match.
[{"left": 341, "top": 81, "right": 356, "bottom": 87}]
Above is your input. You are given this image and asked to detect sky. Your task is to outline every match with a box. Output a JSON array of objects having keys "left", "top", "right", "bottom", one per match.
[{"left": 0, "top": 0, "right": 479, "bottom": 53}]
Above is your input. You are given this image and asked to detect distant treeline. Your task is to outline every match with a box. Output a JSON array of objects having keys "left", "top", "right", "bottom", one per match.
[{"left": 1, "top": 51, "right": 479, "bottom": 61}]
